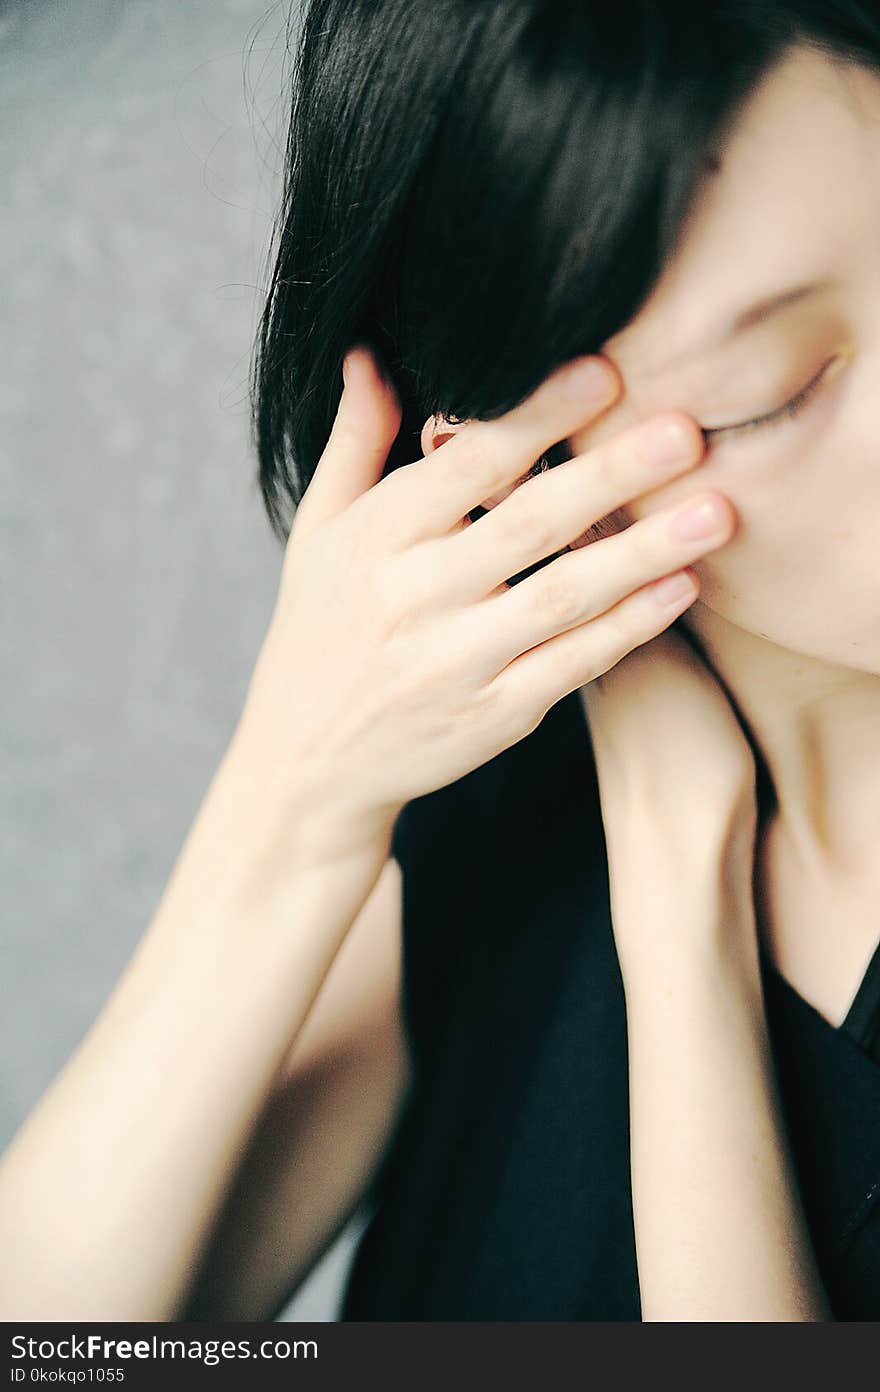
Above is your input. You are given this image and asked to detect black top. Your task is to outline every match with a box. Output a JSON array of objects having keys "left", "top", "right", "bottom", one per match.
[{"left": 339, "top": 688, "right": 880, "bottom": 1321}]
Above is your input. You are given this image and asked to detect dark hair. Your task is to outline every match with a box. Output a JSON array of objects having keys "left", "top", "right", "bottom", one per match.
[{"left": 251, "top": 0, "right": 880, "bottom": 541}]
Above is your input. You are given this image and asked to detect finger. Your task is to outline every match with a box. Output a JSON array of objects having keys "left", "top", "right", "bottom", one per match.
[
  {"left": 390, "top": 354, "right": 621, "bottom": 541},
  {"left": 296, "top": 344, "right": 402, "bottom": 535},
  {"left": 447, "top": 410, "right": 706, "bottom": 596},
  {"left": 466, "top": 489, "right": 735, "bottom": 673},
  {"left": 489, "top": 565, "right": 703, "bottom": 727}
]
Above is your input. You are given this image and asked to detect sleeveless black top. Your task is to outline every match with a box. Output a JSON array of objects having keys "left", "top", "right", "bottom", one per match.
[{"left": 339, "top": 688, "right": 880, "bottom": 1321}]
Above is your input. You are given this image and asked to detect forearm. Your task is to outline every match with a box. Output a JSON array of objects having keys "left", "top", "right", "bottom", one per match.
[
  {"left": 616, "top": 849, "right": 832, "bottom": 1322},
  {"left": 0, "top": 731, "right": 389, "bottom": 1321}
]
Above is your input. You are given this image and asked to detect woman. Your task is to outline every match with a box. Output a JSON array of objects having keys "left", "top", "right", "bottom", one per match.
[{"left": 2, "top": 1, "right": 879, "bottom": 1320}]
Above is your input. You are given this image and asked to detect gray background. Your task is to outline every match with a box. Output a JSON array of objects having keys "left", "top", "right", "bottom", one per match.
[{"left": 1, "top": 0, "right": 366, "bottom": 1320}]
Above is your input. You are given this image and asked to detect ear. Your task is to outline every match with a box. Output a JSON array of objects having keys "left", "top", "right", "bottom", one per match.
[
  {"left": 420, "top": 413, "right": 470, "bottom": 456},
  {"left": 422, "top": 412, "right": 573, "bottom": 514}
]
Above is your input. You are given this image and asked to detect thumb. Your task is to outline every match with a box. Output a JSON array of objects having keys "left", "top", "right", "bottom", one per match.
[{"left": 296, "top": 344, "right": 402, "bottom": 533}]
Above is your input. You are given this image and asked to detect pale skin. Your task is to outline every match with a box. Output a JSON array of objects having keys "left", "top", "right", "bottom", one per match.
[
  {"left": 578, "top": 45, "right": 880, "bottom": 1030},
  {"left": 428, "top": 43, "right": 877, "bottom": 1319},
  {"left": 0, "top": 340, "right": 728, "bottom": 1322},
  {"left": 0, "top": 41, "right": 872, "bottom": 1321},
  {"left": 572, "top": 47, "right": 880, "bottom": 1321}
]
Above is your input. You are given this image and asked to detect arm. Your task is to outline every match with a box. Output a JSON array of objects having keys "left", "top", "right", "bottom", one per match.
[
  {"left": 183, "top": 856, "right": 412, "bottom": 1321},
  {"left": 613, "top": 828, "right": 833, "bottom": 1322},
  {"left": 580, "top": 625, "right": 833, "bottom": 1322},
  {"left": 0, "top": 730, "right": 400, "bottom": 1322}
]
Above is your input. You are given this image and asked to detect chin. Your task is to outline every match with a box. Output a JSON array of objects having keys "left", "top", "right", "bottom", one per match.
[{"left": 683, "top": 589, "right": 880, "bottom": 676}]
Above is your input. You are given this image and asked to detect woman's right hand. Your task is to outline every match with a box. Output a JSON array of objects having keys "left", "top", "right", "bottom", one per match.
[{"left": 236, "top": 344, "right": 737, "bottom": 860}]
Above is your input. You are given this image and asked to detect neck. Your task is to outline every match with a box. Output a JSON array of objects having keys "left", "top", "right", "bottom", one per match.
[{"left": 679, "top": 602, "right": 880, "bottom": 881}]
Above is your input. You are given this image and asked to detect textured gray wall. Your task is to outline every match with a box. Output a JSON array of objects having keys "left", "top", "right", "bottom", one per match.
[{"left": 1, "top": 0, "right": 364, "bottom": 1321}]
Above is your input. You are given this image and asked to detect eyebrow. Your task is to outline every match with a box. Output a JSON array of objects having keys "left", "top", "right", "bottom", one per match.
[{"left": 662, "top": 276, "right": 838, "bottom": 371}]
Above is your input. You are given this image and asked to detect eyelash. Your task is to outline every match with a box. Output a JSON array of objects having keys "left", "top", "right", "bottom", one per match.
[{"left": 703, "top": 357, "right": 837, "bottom": 440}]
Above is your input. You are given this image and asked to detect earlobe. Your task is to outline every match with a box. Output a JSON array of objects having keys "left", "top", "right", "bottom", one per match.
[{"left": 420, "top": 413, "right": 468, "bottom": 456}]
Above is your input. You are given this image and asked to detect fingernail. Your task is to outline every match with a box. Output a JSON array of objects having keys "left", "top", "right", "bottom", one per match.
[
  {"left": 641, "top": 415, "right": 700, "bottom": 469},
  {"left": 671, "top": 497, "right": 728, "bottom": 541},
  {"left": 569, "top": 356, "right": 618, "bottom": 400},
  {"left": 655, "top": 571, "right": 697, "bottom": 608}
]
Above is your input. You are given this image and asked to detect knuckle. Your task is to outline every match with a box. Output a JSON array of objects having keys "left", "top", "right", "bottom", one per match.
[
  {"left": 494, "top": 492, "right": 554, "bottom": 555},
  {"left": 447, "top": 423, "right": 506, "bottom": 493},
  {"left": 627, "top": 515, "right": 662, "bottom": 568},
  {"left": 589, "top": 437, "right": 620, "bottom": 489},
  {"left": 486, "top": 671, "right": 538, "bottom": 741},
  {"left": 528, "top": 570, "right": 584, "bottom": 628},
  {"left": 444, "top": 669, "right": 516, "bottom": 748},
  {"left": 360, "top": 468, "right": 407, "bottom": 531},
  {"left": 327, "top": 413, "right": 367, "bottom": 459},
  {"left": 600, "top": 601, "right": 638, "bottom": 658}
]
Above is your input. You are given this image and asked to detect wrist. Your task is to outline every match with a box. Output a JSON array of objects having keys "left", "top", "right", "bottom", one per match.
[
  {"left": 607, "top": 820, "right": 761, "bottom": 996},
  {"left": 223, "top": 706, "right": 396, "bottom": 874},
  {"left": 619, "top": 918, "right": 764, "bottom": 1020},
  {"left": 148, "top": 730, "right": 393, "bottom": 968}
]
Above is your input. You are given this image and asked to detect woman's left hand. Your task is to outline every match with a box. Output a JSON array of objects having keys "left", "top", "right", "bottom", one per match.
[
  {"left": 583, "top": 617, "right": 832, "bottom": 1321},
  {"left": 584, "top": 618, "right": 829, "bottom": 1314},
  {"left": 579, "top": 615, "right": 761, "bottom": 967}
]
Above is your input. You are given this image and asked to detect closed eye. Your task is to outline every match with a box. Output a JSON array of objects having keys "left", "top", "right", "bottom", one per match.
[{"left": 701, "top": 357, "right": 841, "bottom": 440}]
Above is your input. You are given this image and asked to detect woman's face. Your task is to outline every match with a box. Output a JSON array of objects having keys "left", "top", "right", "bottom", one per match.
[
  {"left": 458, "top": 45, "right": 880, "bottom": 676},
  {"left": 579, "top": 44, "right": 880, "bottom": 673}
]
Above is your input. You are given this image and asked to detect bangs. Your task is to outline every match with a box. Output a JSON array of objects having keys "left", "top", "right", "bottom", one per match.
[
  {"left": 253, "top": 0, "right": 880, "bottom": 538},
  {"left": 365, "top": 2, "right": 788, "bottom": 468}
]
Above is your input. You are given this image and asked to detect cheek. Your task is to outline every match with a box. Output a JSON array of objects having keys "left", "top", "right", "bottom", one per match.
[{"left": 675, "top": 482, "right": 880, "bottom": 670}]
